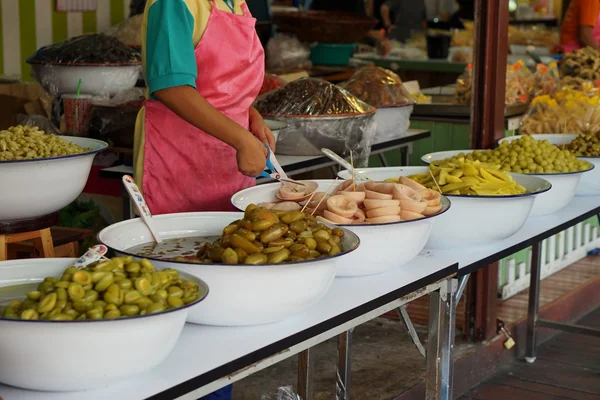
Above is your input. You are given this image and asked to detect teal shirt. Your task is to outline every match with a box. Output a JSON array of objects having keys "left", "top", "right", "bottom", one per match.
[{"left": 144, "top": 0, "right": 197, "bottom": 98}]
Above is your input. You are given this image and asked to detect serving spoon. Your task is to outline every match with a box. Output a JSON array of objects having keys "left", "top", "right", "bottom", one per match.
[
  {"left": 321, "top": 148, "right": 370, "bottom": 181},
  {"left": 122, "top": 175, "right": 163, "bottom": 243}
]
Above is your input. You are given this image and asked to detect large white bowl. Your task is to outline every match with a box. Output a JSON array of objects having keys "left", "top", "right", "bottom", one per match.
[
  {"left": 30, "top": 63, "right": 141, "bottom": 96},
  {"left": 0, "top": 258, "right": 207, "bottom": 392},
  {"left": 232, "top": 180, "right": 451, "bottom": 276},
  {"left": 99, "top": 212, "right": 359, "bottom": 326},
  {"left": 0, "top": 136, "right": 107, "bottom": 221},
  {"left": 336, "top": 167, "right": 551, "bottom": 249},
  {"left": 422, "top": 148, "right": 593, "bottom": 217},
  {"left": 499, "top": 134, "right": 600, "bottom": 196}
]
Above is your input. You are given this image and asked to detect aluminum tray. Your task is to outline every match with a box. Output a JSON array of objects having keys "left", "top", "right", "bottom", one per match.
[{"left": 413, "top": 94, "right": 529, "bottom": 118}]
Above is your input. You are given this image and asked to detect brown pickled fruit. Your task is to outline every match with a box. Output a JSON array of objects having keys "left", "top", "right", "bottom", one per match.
[{"left": 202, "top": 205, "right": 346, "bottom": 265}]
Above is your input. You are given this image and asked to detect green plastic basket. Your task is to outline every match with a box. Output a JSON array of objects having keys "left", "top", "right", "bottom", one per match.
[{"left": 310, "top": 43, "right": 356, "bottom": 66}]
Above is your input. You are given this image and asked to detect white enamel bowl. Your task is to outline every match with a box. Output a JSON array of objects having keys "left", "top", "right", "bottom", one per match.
[
  {"left": 422, "top": 148, "right": 593, "bottom": 217},
  {"left": 0, "top": 258, "right": 207, "bottom": 392},
  {"left": 337, "top": 167, "right": 551, "bottom": 249},
  {"left": 99, "top": 212, "right": 359, "bottom": 326},
  {"left": 0, "top": 136, "right": 107, "bottom": 221},
  {"left": 499, "top": 134, "right": 600, "bottom": 196},
  {"left": 232, "top": 180, "right": 451, "bottom": 277}
]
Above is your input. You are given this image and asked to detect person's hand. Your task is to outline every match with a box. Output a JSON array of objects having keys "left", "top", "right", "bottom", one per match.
[
  {"left": 236, "top": 135, "right": 267, "bottom": 177},
  {"left": 249, "top": 109, "right": 276, "bottom": 151}
]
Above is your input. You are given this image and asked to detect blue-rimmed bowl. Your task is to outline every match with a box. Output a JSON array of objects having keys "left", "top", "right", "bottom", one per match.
[
  {"left": 422, "top": 148, "right": 593, "bottom": 217},
  {"left": 338, "top": 167, "right": 551, "bottom": 249},
  {"left": 232, "top": 181, "right": 451, "bottom": 276},
  {"left": 0, "top": 136, "right": 107, "bottom": 221},
  {"left": 99, "top": 212, "right": 359, "bottom": 325},
  {"left": 0, "top": 257, "right": 207, "bottom": 392}
]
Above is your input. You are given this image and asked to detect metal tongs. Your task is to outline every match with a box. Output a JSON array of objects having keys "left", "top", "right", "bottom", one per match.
[{"left": 257, "top": 144, "right": 305, "bottom": 187}]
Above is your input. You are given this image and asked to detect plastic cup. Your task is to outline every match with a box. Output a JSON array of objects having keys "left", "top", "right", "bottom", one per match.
[{"left": 62, "top": 94, "right": 93, "bottom": 136}]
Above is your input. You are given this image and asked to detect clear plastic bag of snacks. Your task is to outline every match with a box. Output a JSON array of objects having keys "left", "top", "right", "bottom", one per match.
[
  {"left": 340, "top": 67, "right": 416, "bottom": 108},
  {"left": 454, "top": 64, "right": 473, "bottom": 105},
  {"left": 261, "top": 386, "right": 302, "bottom": 400}
]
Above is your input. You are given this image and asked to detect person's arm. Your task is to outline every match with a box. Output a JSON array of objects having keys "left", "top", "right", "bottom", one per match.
[
  {"left": 249, "top": 106, "right": 276, "bottom": 151},
  {"left": 578, "top": 0, "right": 600, "bottom": 48},
  {"left": 579, "top": 25, "right": 599, "bottom": 48},
  {"left": 381, "top": 3, "right": 394, "bottom": 30},
  {"left": 146, "top": 0, "right": 266, "bottom": 176}
]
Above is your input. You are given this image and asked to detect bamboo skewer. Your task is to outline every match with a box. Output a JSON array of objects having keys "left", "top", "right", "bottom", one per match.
[
  {"left": 429, "top": 170, "right": 443, "bottom": 193},
  {"left": 301, "top": 189, "right": 319, "bottom": 213},
  {"left": 310, "top": 178, "right": 339, "bottom": 216}
]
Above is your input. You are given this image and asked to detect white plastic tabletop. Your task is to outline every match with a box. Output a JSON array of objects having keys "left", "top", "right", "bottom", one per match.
[{"left": 0, "top": 253, "right": 456, "bottom": 400}]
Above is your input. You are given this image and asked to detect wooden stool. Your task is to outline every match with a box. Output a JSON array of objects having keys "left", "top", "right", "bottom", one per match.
[
  {"left": 7, "top": 227, "right": 93, "bottom": 259},
  {"left": 0, "top": 213, "right": 59, "bottom": 261}
]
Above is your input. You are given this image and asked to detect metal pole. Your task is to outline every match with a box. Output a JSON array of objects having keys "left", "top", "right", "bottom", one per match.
[
  {"left": 297, "top": 349, "right": 314, "bottom": 400},
  {"left": 335, "top": 329, "right": 353, "bottom": 400},
  {"left": 525, "top": 241, "right": 542, "bottom": 363}
]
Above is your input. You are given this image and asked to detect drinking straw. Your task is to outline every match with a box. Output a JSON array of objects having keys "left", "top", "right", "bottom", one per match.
[{"left": 76, "top": 78, "right": 82, "bottom": 97}]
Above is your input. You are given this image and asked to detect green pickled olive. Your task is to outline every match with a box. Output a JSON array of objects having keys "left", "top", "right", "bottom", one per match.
[
  {"left": 20, "top": 309, "right": 39, "bottom": 320},
  {"left": 182, "top": 294, "right": 198, "bottom": 304},
  {"left": 221, "top": 248, "right": 239, "bottom": 265},
  {"left": 120, "top": 256, "right": 134, "bottom": 264},
  {"left": 313, "top": 230, "right": 330, "bottom": 241},
  {"left": 140, "top": 309, "right": 147, "bottom": 316},
  {"left": 116, "top": 279, "right": 133, "bottom": 290},
  {"left": 37, "top": 293, "right": 57, "bottom": 314},
  {"left": 96, "top": 272, "right": 116, "bottom": 292},
  {"left": 181, "top": 280, "right": 196, "bottom": 290},
  {"left": 316, "top": 240, "right": 331, "bottom": 254},
  {"left": 104, "top": 303, "right": 118, "bottom": 312},
  {"left": 230, "top": 234, "right": 260, "bottom": 254},
  {"left": 159, "top": 271, "right": 172, "bottom": 287},
  {"left": 251, "top": 219, "right": 275, "bottom": 231},
  {"left": 92, "top": 271, "right": 108, "bottom": 283},
  {"left": 21, "top": 300, "right": 37, "bottom": 311},
  {"left": 166, "top": 269, "right": 179, "bottom": 278},
  {"left": 38, "top": 281, "right": 55, "bottom": 294},
  {"left": 112, "top": 258, "right": 125, "bottom": 270},
  {"left": 289, "top": 220, "right": 308, "bottom": 233},
  {"left": 27, "top": 291, "right": 42, "bottom": 301},
  {"left": 168, "top": 286, "right": 184, "bottom": 299},
  {"left": 167, "top": 297, "right": 184, "bottom": 308},
  {"left": 208, "top": 245, "right": 226, "bottom": 262},
  {"left": 236, "top": 228, "right": 256, "bottom": 242},
  {"left": 72, "top": 270, "right": 93, "bottom": 286},
  {"left": 135, "top": 277, "right": 153, "bottom": 296},
  {"left": 223, "top": 223, "right": 238, "bottom": 235},
  {"left": 76, "top": 314, "right": 87, "bottom": 320},
  {"left": 65, "top": 267, "right": 78, "bottom": 275},
  {"left": 292, "top": 248, "right": 309, "bottom": 258},
  {"left": 289, "top": 244, "right": 307, "bottom": 253},
  {"left": 44, "top": 277, "right": 58, "bottom": 284},
  {"left": 154, "top": 289, "right": 168, "bottom": 301},
  {"left": 221, "top": 234, "right": 232, "bottom": 248},
  {"left": 304, "top": 238, "right": 318, "bottom": 251},
  {"left": 332, "top": 228, "right": 345, "bottom": 237},
  {"left": 94, "top": 261, "right": 114, "bottom": 272},
  {"left": 140, "top": 259, "right": 153, "bottom": 270},
  {"left": 104, "top": 287, "right": 123, "bottom": 306},
  {"left": 268, "top": 238, "right": 294, "bottom": 248},
  {"left": 73, "top": 301, "right": 92, "bottom": 313},
  {"left": 92, "top": 300, "right": 107, "bottom": 309},
  {"left": 60, "top": 274, "right": 73, "bottom": 282},
  {"left": 120, "top": 304, "right": 140, "bottom": 316},
  {"left": 150, "top": 271, "right": 162, "bottom": 289},
  {"left": 84, "top": 290, "right": 99, "bottom": 303},
  {"left": 263, "top": 245, "right": 284, "bottom": 254},
  {"left": 54, "top": 299, "right": 67, "bottom": 311},
  {"left": 147, "top": 303, "right": 166, "bottom": 314},
  {"left": 234, "top": 248, "right": 248, "bottom": 263},
  {"left": 8, "top": 299, "right": 22, "bottom": 309},
  {"left": 285, "top": 230, "right": 297, "bottom": 240},
  {"left": 239, "top": 219, "right": 253, "bottom": 231},
  {"left": 55, "top": 281, "right": 70, "bottom": 289},
  {"left": 114, "top": 271, "right": 127, "bottom": 280},
  {"left": 298, "top": 230, "right": 313, "bottom": 238},
  {"left": 105, "top": 309, "right": 121, "bottom": 319},
  {"left": 281, "top": 211, "right": 305, "bottom": 224},
  {"left": 244, "top": 203, "right": 259, "bottom": 218},
  {"left": 137, "top": 297, "right": 153, "bottom": 310},
  {"left": 288, "top": 256, "right": 305, "bottom": 262},
  {"left": 49, "top": 314, "right": 73, "bottom": 321},
  {"left": 125, "top": 290, "right": 142, "bottom": 305},
  {"left": 150, "top": 294, "right": 166, "bottom": 305},
  {"left": 244, "top": 253, "right": 268, "bottom": 265},
  {"left": 252, "top": 241, "right": 264, "bottom": 252},
  {"left": 86, "top": 308, "right": 104, "bottom": 320},
  {"left": 260, "top": 224, "right": 287, "bottom": 244},
  {"left": 267, "top": 249, "right": 290, "bottom": 264},
  {"left": 4, "top": 310, "right": 18, "bottom": 319},
  {"left": 330, "top": 235, "right": 341, "bottom": 244},
  {"left": 63, "top": 309, "right": 79, "bottom": 319},
  {"left": 67, "top": 283, "right": 85, "bottom": 301},
  {"left": 82, "top": 284, "right": 93, "bottom": 291},
  {"left": 125, "top": 262, "right": 141, "bottom": 274}
]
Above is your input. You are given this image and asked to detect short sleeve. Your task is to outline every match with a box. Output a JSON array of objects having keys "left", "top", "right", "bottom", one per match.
[
  {"left": 145, "top": 0, "right": 197, "bottom": 96},
  {"left": 580, "top": 0, "right": 600, "bottom": 27}
]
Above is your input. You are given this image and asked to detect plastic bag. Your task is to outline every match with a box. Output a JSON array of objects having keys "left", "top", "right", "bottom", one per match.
[
  {"left": 27, "top": 34, "right": 141, "bottom": 65},
  {"left": 505, "top": 61, "right": 531, "bottom": 105},
  {"left": 261, "top": 386, "right": 302, "bottom": 400},
  {"left": 16, "top": 114, "right": 60, "bottom": 135},
  {"left": 448, "top": 47, "right": 473, "bottom": 63},
  {"left": 266, "top": 34, "right": 311, "bottom": 70},
  {"left": 254, "top": 78, "right": 376, "bottom": 165},
  {"left": 260, "top": 74, "right": 286, "bottom": 96},
  {"left": 106, "top": 14, "right": 143, "bottom": 46},
  {"left": 340, "top": 67, "right": 416, "bottom": 108},
  {"left": 454, "top": 64, "right": 473, "bottom": 105},
  {"left": 532, "top": 62, "right": 560, "bottom": 97}
]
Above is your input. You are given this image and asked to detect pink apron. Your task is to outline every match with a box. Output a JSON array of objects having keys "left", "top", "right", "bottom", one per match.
[
  {"left": 593, "top": 11, "right": 600, "bottom": 44},
  {"left": 142, "top": 0, "right": 264, "bottom": 214}
]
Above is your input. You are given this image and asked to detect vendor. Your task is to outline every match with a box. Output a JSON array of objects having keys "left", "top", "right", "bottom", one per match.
[
  {"left": 134, "top": 0, "right": 274, "bottom": 395},
  {"left": 448, "top": 0, "right": 474, "bottom": 30},
  {"left": 560, "top": 0, "right": 600, "bottom": 53},
  {"left": 381, "top": 0, "right": 428, "bottom": 43}
]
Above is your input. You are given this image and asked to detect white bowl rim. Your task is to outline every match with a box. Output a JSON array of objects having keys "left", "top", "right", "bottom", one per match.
[
  {"left": 340, "top": 170, "right": 553, "bottom": 200},
  {"left": 232, "top": 180, "right": 452, "bottom": 227},
  {"left": 0, "top": 259, "right": 209, "bottom": 324},
  {"left": 97, "top": 212, "right": 361, "bottom": 268},
  {"left": 421, "top": 149, "right": 596, "bottom": 176},
  {"left": 0, "top": 136, "right": 108, "bottom": 165}
]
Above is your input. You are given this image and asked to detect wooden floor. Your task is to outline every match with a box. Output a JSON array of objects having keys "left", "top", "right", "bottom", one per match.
[{"left": 458, "top": 307, "right": 600, "bottom": 400}]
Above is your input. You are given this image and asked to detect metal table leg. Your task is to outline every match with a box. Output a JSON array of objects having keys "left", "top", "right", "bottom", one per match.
[
  {"left": 335, "top": 329, "right": 353, "bottom": 400},
  {"left": 525, "top": 241, "right": 542, "bottom": 363},
  {"left": 426, "top": 280, "right": 454, "bottom": 400},
  {"left": 297, "top": 349, "right": 314, "bottom": 400}
]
